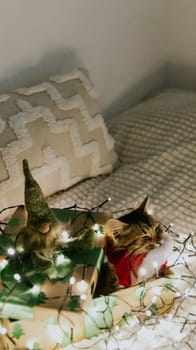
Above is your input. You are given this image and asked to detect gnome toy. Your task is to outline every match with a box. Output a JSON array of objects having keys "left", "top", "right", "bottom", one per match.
[
  {"left": 19, "top": 159, "right": 99, "bottom": 271},
  {"left": 20, "top": 159, "right": 69, "bottom": 271}
]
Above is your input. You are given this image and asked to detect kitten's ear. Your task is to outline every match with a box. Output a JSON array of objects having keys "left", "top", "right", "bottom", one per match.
[
  {"left": 104, "top": 218, "right": 129, "bottom": 235},
  {"left": 137, "top": 195, "right": 149, "bottom": 212}
]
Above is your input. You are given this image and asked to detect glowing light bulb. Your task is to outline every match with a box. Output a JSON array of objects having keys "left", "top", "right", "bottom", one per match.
[
  {"left": 76, "top": 280, "right": 89, "bottom": 294},
  {"left": 69, "top": 276, "right": 76, "bottom": 285},
  {"left": 80, "top": 293, "right": 87, "bottom": 301},
  {"left": 31, "top": 285, "right": 41, "bottom": 295},
  {"left": 14, "top": 273, "right": 22, "bottom": 282},
  {"left": 56, "top": 254, "right": 66, "bottom": 265},
  {"left": 152, "top": 261, "right": 158, "bottom": 269},
  {"left": 151, "top": 295, "right": 158, "bottom": 303},
  {"left": 7, "top": 247, "right": 15, "bottom": 256},
  {"left": 61, "top": 230, "right": 69, "bottom": 242},
  {"left": 93, "top": 224, "right": 99, "bottom": 231},
  {"left": 139, "top": 267, "right": 146, "bottom": 277},
  {"left": 93, "top": 223, "right": 103, "bottom": 235},
  {"left": 146, "top": 310, "right": 152, "bottom": 317},
  {"left": 167, "top": 223, "right": 174, "bottom": 231},
  {"left": 0, "top": 326, "right": 7, "bottom": 335},
  {"left": 108, "top": 197, "right": 111, "bottom": 202}
]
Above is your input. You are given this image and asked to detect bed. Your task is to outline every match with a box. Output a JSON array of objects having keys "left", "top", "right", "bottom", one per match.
[
  {"left": 48, "top": 88, "right": 196, "bottom": 350},
  {"left": 0, "top": 69, "right": 195, "bottom": 349}
]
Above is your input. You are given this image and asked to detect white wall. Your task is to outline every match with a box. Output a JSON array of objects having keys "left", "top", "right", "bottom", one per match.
[
  {"left": 0, "top": 0, "right": 167, "bottom": 117},
  {"left": 167, "top": 0, "right": 196, "bottom": 89}
]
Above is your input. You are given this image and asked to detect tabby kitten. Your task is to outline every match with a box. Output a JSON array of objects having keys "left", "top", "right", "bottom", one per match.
[{"left": 95, "top": 196, "right": 173, "bottom": 296}]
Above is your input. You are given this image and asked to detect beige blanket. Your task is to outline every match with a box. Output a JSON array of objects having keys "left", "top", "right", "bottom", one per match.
[{"left": 49, "top": 89, "right": 196, "bottom": 235}]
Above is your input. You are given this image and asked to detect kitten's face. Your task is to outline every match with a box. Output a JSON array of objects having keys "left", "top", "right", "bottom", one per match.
[{"left": 105, "top": 197, "right": 165, "bottom": 255}]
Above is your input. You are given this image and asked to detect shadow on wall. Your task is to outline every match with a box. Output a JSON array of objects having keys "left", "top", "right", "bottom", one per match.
[
  {"left": 168, "top": 62, "right": 196, "bottom": 91},
  {"left": 103, "top": 64, "right": 168, "bottom": 118},
  {"left": 0, "top": 49, "right": 81, "bottom": 93},
  {"left": 0, "top": 56, "right": 170, "bottom": 117}
]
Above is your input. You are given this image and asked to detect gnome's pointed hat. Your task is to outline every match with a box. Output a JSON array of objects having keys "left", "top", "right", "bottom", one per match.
[{"left": 23, "top": 159, "right": 57, "bottom": 227}]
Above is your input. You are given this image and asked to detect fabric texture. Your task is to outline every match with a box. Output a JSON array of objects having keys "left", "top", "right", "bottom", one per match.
[
  {"left": 0, "top": 69, "right": 118, "bottom": 211},
  {"left": 48, "top": 89, "right": 196, "bottom": 234}
]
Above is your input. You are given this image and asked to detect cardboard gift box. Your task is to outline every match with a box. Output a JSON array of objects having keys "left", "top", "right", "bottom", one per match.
[{"left": 0, "top": 276, "right": 176, "bottom": 350}]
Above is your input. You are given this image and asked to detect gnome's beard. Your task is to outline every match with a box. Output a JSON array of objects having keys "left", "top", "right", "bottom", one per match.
[
  {"left": 19, "top": 221, "right": 70, "bottom": 271},
  {"left": 21, "top": 221, "right": 68, "bottom": 252}
]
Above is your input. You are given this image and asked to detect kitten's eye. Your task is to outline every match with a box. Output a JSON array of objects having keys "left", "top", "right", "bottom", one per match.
[
  {"left": 155, "top": 224, "right": 163, "bottom": 235},
  {"left": 114, "top": 230, "right": 120, "bottom": 239}
]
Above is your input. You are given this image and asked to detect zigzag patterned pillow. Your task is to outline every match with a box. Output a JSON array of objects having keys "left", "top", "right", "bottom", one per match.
[{"left": 0, "top": 69, "right": 118, "bottom": 210}]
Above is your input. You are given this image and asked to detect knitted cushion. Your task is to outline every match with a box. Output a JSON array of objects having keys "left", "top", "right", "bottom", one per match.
[{"left": 0, "top": 69, "right": 118, "bottom": 210}]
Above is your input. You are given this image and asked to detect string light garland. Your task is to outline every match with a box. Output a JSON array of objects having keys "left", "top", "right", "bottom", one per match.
[
  {"left": 56, "top": 224, "right": 195, "bottom": 349},
  {"left": 0, "top": 203, "right": 195, "bottom": 350}
]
